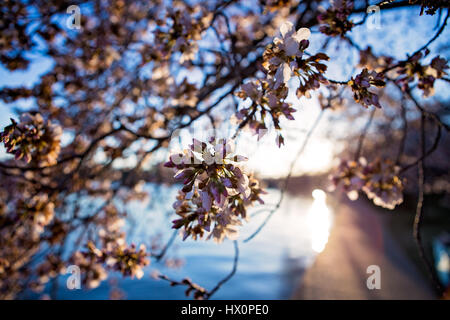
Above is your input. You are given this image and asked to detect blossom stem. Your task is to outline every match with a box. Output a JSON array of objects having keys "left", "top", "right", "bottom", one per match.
[
  {"left": 354, "top": 107, "right": 376, "bottom": 161},
  {"left": 205, "top": 240, "right": 239, "bottom": 299}
]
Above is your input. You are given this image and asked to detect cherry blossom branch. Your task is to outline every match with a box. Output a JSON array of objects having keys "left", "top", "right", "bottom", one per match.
[
  {"left": 412, "top": 9, "right": 449, "bottom": 57},
  {"left": 157, "top": 240, "right": 239, "bottom": 300},
  {"left": 0, "top": 126, "right": 123, "bottom": 171},
  {"left": 2, "top": 0, "right": 449, "bottom": 300},
  {"left": 352, "top": 0, "right": 370, "bottom": 26},
  {"left": 0, "top": 81, "right": 243, "bottom": 175},
  {"left": 382, "top": 82, "right": 446, "bottom": 173},
  {"left": 152, "top": 230, "right": 178, "bottom": 262},
  {"left": 413, "top": 114, "right": 445, "bottom": 295},
  {"left": 327, "top": 78, "right": 349, "bottom": 85},
  {"left": 382, "top": 10, "right": 450, "bottom": 74},
  {"left": 157, "top": 274, "right": 208, "bottom": 300},
  {"left": 400, "top": 120, "right": 441, "bottom": 173},
  {"left": 391, "top": 81, "right": 450, "bottom": 131}
]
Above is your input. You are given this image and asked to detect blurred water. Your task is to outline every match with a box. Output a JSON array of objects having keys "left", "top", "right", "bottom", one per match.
[{"left": 34, "top": 185, "right": 333, "bottom": 300}]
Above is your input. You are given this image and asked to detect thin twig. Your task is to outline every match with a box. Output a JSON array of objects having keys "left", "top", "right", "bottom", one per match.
[
  {"left": 205, "top": 240, "right": 239, "bottom": 299},
  {"left": 382, "top": 10, "right": 450, "bottom": 74},
  {"left": 395, "top": 98, "right": 408, "bottom": 165},
  {"left": 156, "top": 240, "right": 239, "bottom": 300},
  {"left": 244, "top": 109, "right": 325, "bottom": 242},
  {"left": 413, "top": 114, "right": 444, "bottom": 295},
  {"left": 354, "top": 107, "right": 376, "bottom": 161},
  {"left": 412, "top": 9, "right": 449, "bottom": 57},
  {"left": 392, "top": 82, "right": 449, "bottom": 132},
  {"left": 153, "top": 229, "right": 178, "bottom": 262},
  {"left": 400, "top": 121, "right": 441, "bottom": 173}
]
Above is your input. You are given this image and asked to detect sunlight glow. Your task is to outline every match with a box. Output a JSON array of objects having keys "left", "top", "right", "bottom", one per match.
[
  {"left": 238, "top": 134, "right": 335, "bottom": 179},
  {"left": 307, "top": 189, "right": 332, "bottom": 253}
]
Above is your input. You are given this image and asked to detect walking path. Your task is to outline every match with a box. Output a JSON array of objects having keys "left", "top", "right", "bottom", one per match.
[{"left": 292, "top": 198, "right": 436, "bottom": 299}]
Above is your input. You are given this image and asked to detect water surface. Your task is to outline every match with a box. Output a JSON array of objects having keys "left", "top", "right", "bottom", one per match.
[{"left": 40, "top": 185, "right": 333, "bottom": 299}]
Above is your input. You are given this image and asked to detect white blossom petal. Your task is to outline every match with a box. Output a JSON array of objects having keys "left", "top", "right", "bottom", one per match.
[
  {"left": 282, "top": 62, "right": 291, "bottom": 85},
  {"left": 280, "top": 21, "right": 294, "bottom": 38},
  {"left": 294, "top": 27, "right": 311, "bottom": 42}
]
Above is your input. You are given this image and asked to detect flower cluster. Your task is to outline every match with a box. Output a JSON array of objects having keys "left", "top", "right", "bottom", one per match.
[
  {"left": 165, "top": 138, "right": 266, "bottom": 242},
  {"left": 105, "top": 243, "right": 149, "bottom": 279},
  {"left": 349, "top": 68, "right": 385, "bottom": 108},
  {"left": 0, "top": 192, "right": 57, "bottom": 297},
  {"left": 329, "top": 158, "right": 366, "bottom": 201},
  {"left": 71, "top": 240, "right": 150, "bottom": 289},
  {"left": 235, "top": 22, "right": 329, "bottom": 147},
  {"left": 318, "top": 0, "right": 354, "bottom": 37},
  {"left": 16, "top": 194, "right": 55, "bottom": 241},
  {"left": 1, "top": 113, "right": 62, "bottom": 166},
  {"left": 262, "top": 21, "right": 329, "bottom": 95},
  {"left": 67, "top": 204, "right": 149, "bottom": 289},
  {"left": 154, "top": 6, "right": 212, "bottom": 63},
  {"left": 361, "top": 159, "right": 404, "bottom": 210},
  {"left": 96, "top": 204, "right": 127, "bottom": 249},
  {"left": 330, "top": 158, "right": 404, "bottom": 209},
  {"left": 235, "top": 80, "right": 295, "bottom": 146},
  {"left": 70, "top": 242, "right": 108, "bottom": 289},
  {"left": 396, "top": 53, "right": 448, "bottom": 97},
  {"left": 358, "top": 47, "right": 394, "bottom": 73},
  {"left": 31, "top": 254, "right": 66, "bottom": 292}
]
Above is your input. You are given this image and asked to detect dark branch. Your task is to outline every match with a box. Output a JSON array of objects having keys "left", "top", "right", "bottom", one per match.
[{"left": 412, "top": 114, "right": 445, "bottom": 295}]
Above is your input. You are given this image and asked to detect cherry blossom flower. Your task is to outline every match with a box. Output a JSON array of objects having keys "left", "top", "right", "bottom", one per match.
[
  {"left": 105, "top": 243, "right": 150, "bottom": 279},
  {"left": 330, "top": 157, "right": 404, "bottom": 209},
  {"left": 318, "top": 0, "right": 354, "bottom": 37},
  {"left": 349, "top": 68, "right": 385, "bottom": 108},
  {"left": 396, "top": 53, "right": 448, "bottom": 97},
  {"left": 263, "top": 21, "right": 311, "bottom": 89},
  {"left": 234, "top": 22, "right": 328, "bottom": 147},
  {"left": 32, "top": 254, "right": 66, "bottom": 291},
  {"left": 70, "top": 242, "right": 108, "bottom": 289},
  {"left": 165, "top": 138, "right": 265, "bottom": 242},
  {"left": 0, "top": 113, "right": 62, "bottom": 166},
  {"left": 358, "top": 47, "right": 394, "bottom": 72},
  {"left": 329, "top": 158, "right": 367, "bottom": 200},
  {"left": 361, "top": 158, "right": 404, "bottom": 210}
]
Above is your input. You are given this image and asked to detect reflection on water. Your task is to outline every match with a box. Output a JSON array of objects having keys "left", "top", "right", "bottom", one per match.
[
  {"left": 33, "top": 185, "right": 334, "bottom": 300},
  {"left": 307, "top": 189, "right": 333, "bottom": 253}
]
